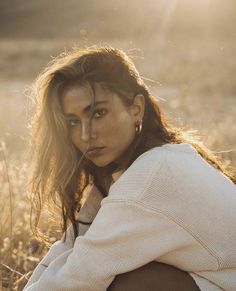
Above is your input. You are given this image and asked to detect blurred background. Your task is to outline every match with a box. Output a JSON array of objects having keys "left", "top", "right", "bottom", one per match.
[
  {"left": 0, "top": 0, "right": 235, "bottom": 289},
  {"left": 0, "top": 0, "right": 236, "bottom": 156}
]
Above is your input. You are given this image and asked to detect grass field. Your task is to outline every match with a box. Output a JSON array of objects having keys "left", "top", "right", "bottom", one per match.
[{"left": 0, "top": 35, "right": 235, "bottom": 290}]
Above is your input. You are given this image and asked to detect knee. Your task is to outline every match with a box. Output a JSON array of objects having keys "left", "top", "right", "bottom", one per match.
[
  {"left": 107, "top": 269, "right": 138, "bottom": 291},
  {"left": 107, "top": 261, "right": 200, "bottom": 291},
  {"left": 108, "top": 261, "right": 163, "bottom": 291}
]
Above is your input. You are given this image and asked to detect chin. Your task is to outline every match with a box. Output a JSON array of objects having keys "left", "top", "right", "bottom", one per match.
[{"left": 91, "top": 159, "right": 112, "bottom": 168}]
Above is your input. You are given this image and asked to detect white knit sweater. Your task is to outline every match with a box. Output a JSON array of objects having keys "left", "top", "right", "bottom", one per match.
[{"left": 24, "top": 144, "right": 236, "bottom": 291}]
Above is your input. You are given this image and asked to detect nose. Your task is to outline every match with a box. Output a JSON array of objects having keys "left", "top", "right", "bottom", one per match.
[{"left": 81, "top": 120, "right": 96, "bottom": 142}]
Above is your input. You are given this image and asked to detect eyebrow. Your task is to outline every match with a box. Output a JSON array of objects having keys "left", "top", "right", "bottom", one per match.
[{"left": 64, "top": 100, "right": 109, "bottom": 117}]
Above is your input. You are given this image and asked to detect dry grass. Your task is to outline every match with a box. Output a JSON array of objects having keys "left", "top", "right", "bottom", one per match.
[
  {"left": 0, "top": 37, "right": 235, "bottom": 290},
  {"left": 0, "top": 147, "right": 60, "bottom": 290},
  {"left": 0, "top": 148, "right": 37, "bottom": 290}
]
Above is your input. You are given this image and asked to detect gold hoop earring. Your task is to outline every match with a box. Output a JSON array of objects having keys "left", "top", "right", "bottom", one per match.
[{"left": 135, "top": 120, "right": 143, "bottom": 135}]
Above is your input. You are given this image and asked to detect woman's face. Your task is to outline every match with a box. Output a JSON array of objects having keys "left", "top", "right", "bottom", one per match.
[{"left": 62, "top": 83, "right": 144, "bottom": 167}]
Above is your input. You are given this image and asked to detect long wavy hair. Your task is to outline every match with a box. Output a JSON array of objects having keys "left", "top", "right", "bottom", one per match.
[{"left": 28, "top": 46, "right": 236, "bottom": 243}]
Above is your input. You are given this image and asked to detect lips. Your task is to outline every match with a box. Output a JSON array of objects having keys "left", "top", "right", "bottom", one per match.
[
  {"left": 86, "top": 146, "right": 105, "bottom": 156},
  {"left": 87, "top": 146, "right": 104, "bottom": 152}
]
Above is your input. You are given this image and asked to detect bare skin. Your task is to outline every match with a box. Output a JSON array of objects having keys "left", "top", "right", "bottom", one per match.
[
  {"left": 62, "top": 83, "right": 144, "bottom": 168},
  {"left": 108, "top": 261, "right": 200, "bottom": 291}
]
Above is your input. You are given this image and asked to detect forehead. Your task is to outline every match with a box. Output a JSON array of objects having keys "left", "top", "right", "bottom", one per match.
[{"left": 61, "top": 83, "right": 114, "bottom": 113}]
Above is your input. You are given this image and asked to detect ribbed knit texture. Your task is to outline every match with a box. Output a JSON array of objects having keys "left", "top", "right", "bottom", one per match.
[{"left": 24, "top": 144, "right": 236, "bottom": 291}]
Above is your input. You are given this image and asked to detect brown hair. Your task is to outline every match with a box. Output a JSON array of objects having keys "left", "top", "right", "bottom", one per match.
[{"left": 28, "top": 45, "right": 236, "bottom": 243}]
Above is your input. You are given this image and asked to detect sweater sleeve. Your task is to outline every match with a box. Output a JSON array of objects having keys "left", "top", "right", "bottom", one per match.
[
  {"left": 23, "top": 148, "right": 173, "bottom": 291},
  {"left": 24, "top": 198, "right": 194, "bottom": 291}
]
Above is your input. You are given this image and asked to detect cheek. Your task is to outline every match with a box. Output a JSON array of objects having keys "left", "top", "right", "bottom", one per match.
[
  {"left": 108, "top": 111, "right": 135, "bottom": 140},
  {"left": 117, "top": 111, "right": 134, "bottom": 130},
  {"left": 70, "top": 129, "right": 82, "bottom": 148}
]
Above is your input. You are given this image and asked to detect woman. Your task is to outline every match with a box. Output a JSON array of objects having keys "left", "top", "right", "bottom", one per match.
[{"left": 24, "top": 46, "right": 236, "bottom": 290}]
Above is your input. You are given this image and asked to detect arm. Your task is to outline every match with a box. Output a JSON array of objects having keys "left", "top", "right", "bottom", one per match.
[{"left": 23, "top": 196, "right": 195, "bottom": 291}]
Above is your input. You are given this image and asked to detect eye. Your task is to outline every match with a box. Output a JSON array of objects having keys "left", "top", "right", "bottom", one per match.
[
  {"left": 93, "top": 109, "right": 108, "bottom": 119},
  {"left": 68, "top": 119, "right": 80, "bottom": 127}
]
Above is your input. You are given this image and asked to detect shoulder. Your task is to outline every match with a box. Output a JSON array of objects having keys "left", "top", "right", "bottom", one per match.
[
  {"left": 134, "top": 143, "right": 198, "bottom": 167},
  {"left": 105, "top": 143, "right": 236, "bottom": 215},
  {"left": 108, "top": 143, "right": 198, "bottom": 200},
  {"left": 122, "top": 143, "right": 199, "bottom": 178}
]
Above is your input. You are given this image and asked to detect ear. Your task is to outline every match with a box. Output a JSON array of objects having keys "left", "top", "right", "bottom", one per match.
[{"left": 130, "top": 94, "right": 145, "bottom": 121}]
